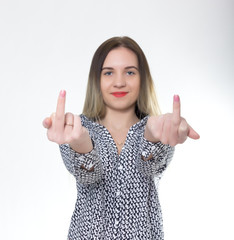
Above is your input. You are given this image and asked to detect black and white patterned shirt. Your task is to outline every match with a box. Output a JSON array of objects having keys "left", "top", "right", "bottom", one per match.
[{"left": 59, "top": 114, "right": 174, "bottom": 240}]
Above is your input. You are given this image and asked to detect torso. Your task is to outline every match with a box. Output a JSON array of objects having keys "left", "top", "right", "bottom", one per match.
[
  {"left": 108, "top": 129, "right": 129, "bottom": 155},
  {"left": 97, "top": 118, "right": 140, "bottom": 155},
  {"left": 62, "top": 114, "right": 170, "bottom": 240}
]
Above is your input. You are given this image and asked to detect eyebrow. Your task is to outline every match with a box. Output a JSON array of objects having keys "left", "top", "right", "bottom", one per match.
[{"left": 101, "top": 66, "right": 139, "bottom": 71}]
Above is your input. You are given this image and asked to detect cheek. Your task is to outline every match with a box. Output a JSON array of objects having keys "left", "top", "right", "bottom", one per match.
[
  {"left": 134, "top": 79, "right": 141, "bottom": 95},
  {"left": 100, "top": 78, "right": 111, "bottom": 91}
]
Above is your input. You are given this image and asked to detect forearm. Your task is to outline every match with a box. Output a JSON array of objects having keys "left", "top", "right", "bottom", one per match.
[
  {"left": 60, "top": 143, "right": 102, "bottom": 184},
  {"left": 138, "top": 137, "right": 175, "bottom": 178}
]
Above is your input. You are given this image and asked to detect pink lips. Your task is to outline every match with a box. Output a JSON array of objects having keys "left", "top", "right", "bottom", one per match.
[{"left": 111, "top": 92, "right": 128, "bottom": 97}]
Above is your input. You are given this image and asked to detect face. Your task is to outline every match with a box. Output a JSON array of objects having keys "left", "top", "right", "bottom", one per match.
[{"left": 100, "top": 47, "right": 140, "bottom": 114}]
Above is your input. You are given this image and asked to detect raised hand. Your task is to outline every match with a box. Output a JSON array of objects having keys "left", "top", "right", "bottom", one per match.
[
  {"left": 144, "top": 95, "right": 200, "bottom": 147},
  {"left": 42, "top": 90, "right": 93, "bottom": 153}
]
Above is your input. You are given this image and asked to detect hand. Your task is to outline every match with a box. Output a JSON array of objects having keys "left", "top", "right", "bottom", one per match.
[
  {"left": 144, "top": 95, "right": 200, "bottom": 146},
  {"left": 42, "top": 90, "right": 85, "bottom": 146}
]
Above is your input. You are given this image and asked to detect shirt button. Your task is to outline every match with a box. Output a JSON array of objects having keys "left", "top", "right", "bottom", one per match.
[{"left": 118, "top": 165, "right": 123, "bottom": 170}]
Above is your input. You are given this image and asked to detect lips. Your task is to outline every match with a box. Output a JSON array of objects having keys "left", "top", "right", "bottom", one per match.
[{"left": 111, "top": 92, "right": 128, "bottom": 97}]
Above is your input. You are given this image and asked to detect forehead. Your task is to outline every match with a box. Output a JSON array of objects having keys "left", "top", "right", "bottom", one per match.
[{"left": 103, "top": 47, "right": 138, "bottom": 68}]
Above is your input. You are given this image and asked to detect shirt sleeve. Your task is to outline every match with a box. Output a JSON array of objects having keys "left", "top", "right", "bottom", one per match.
[
  {"left": 59, "top": 143, "right": 102, "bottom": 184},
  {"left": 137, "top": 137, "right": 175, "bottom": 178}
]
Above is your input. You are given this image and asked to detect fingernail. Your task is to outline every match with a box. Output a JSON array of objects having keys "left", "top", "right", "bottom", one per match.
[
  {"left": 60, "top": 90, "right": 66, "bottom": 97},
  {"left": 174, "top": 95, "right": 180, "bottom": 102}
]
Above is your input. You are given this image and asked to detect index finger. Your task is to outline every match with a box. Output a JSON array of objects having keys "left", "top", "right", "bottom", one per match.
[
  {"left": 173, "top": 94, "right": 181, "bottom": 124},
  {"left": 55, "top": 90, "right": 66, "bottom": 123}
]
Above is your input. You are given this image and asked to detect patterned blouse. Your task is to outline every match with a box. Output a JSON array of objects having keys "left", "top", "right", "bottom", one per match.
[{"left": 59, "top": 114, "right": 174, "bottom": 240}]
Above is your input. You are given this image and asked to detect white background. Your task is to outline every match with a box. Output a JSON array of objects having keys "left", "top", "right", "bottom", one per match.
[{"left": 0, "top": 0, "right": 233, "bottom": 239}]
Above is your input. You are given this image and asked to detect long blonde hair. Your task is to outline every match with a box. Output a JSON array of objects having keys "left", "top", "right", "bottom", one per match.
[{"left": 82, "top": 36, "right": 161, "bottom": 121}]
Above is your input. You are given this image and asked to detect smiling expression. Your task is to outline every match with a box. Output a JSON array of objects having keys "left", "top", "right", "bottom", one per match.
[{"left": 100, "top": 47, "right": 141, "bottom": 114}]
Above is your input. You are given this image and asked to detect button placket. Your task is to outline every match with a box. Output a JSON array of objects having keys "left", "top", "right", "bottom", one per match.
[
  {"left": 118, "top": 164, "right": 123, "bottom": 170},
  {"left": 113, "top": 156, "right": 125, "bottom": 232},
  {"left": 116, "top": 155, "right": 124, "bottom": 196},
  {"left": 116, "top": 190, "right": 121, "bottom": 197}
]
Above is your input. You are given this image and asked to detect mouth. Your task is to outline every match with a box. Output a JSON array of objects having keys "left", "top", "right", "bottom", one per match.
[{"left": 111, "top": 92, "right": 128, "bottom": 97}]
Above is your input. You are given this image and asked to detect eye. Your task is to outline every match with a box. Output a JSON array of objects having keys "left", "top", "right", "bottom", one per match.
[
  {"left": 127, "top": 71, "right": 135, "bottom": 76},
  {"left": 103, "top": 71, "right": 113, "bottom": 76}
]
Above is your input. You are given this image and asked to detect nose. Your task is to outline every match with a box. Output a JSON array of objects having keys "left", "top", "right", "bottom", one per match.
[{"left": 114, "top": 73, "right": 126, "bottom": 88}]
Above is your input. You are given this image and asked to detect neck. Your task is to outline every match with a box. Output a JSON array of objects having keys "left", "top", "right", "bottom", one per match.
[{"left": 100, "top": 108, "right": 139, "bottom": 131}]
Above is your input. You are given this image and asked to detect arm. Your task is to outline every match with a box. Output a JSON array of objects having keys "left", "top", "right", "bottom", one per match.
[
  {"left": 60, "top": 143, "right": 102, "bottom": 184},
  {"left": 42, "top": 90, "right": 102, "bottom": 184},
  {"left": 137, "top": 137, "right": 174, "bottom": 178},
  {"left": 137, "top": 95, "right": 199, "bottom": 178},
  {"left": 59, "top": 125, "right": 102, "bottom": 184}
]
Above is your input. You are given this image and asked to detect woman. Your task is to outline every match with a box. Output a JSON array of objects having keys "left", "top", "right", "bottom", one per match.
[{"left": 43, "top": 36, "right": 199, "bottom": 240}]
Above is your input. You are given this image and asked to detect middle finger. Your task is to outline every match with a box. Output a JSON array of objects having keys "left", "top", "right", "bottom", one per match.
[{"left": 55, "top": 90, "right": 66, "bottom": 129}]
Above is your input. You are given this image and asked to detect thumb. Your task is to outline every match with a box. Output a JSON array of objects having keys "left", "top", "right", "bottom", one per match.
[
  {"left": 188, "top": 125, "right": 200, "bottom": 140},
  {"left": 42, "top": 117, "right": 52, "bottom": 129}
]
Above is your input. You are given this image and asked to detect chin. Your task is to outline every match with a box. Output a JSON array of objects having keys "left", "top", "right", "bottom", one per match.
[{"left": 105, "top": 103, "right": 136, "bottom": 112}]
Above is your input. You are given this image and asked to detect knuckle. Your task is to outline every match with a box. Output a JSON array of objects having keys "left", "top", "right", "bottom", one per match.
[
  {"left": 179, "top": 136, "right": 187, "bottom": 144},
  {"left": 47, "top": 131, "right": 53, "bottom": 139},
  {"left": 47, "top": 134, "right": 53, "bottom": 142},
  {"left": 65, "top": 135, "right": 72, "bottom": 144},
  {"left": 170, "top": 140, "right": 177, "bottom": 147},
  {"left": 164, "top": 113, "right": 170, "bottom": 119},
  {"left": 154, "top": 132, "right": 160, "bottom": 141},
  {"left": 161, "top": 137, "right": 168, "bottom": 145},
  {"left": 65, "top": 112, "right": 70, "bottom": 118},
  {"left": 71, "top": 132, "right": 80, "bottom": 141},
  {"left": 179, "top": 124, "right": 188, "bottom": 134},
  {"left": 57, "top": 137, "right": 65, "bottom": 145},
  {"left": 172, "top": 117, "right": 180, "bottom": 126},
  {"left": 70, "top": 133, "right": 75, "bottom": 141},
  {"left": 66, "top": 112, "right": 73, "bottom": 116},
  {"left": 51, "top": 132, "right": 64, "bottom": 144},
  {"left": 50, "top": 112, "right": 56, "bottom": 118}
]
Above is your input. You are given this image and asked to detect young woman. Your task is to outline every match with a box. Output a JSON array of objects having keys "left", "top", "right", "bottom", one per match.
[{"left": 43, "top": 36, "right": 199, "bottom": 240}]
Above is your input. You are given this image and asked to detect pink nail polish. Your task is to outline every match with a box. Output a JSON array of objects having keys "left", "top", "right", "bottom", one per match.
[
  {"left": 174, "top": 95, "right": 180, "bottom": 102},
  {"left": 60, "top": 90, "right": 66, "bottom": 97}
]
